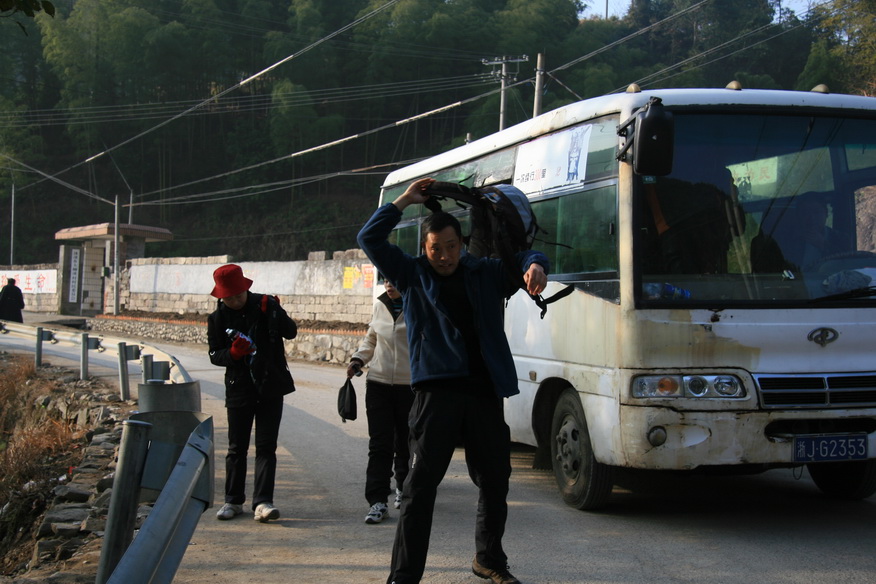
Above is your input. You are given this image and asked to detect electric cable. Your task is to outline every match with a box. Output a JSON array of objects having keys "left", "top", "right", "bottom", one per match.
[{"left": 16, "top": 0, "right": 404, "bottom": 191}]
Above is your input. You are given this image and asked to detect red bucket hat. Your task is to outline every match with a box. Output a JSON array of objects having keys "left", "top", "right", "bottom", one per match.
[{"left": 211, "top": 264, "right": 253, "bottom": 298}]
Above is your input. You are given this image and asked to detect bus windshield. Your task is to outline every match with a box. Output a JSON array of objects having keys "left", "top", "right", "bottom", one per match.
[{"left": 638, "top": 113, "right": 876, "bottom": 306}]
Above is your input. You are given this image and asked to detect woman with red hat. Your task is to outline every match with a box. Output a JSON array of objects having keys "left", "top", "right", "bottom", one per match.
[{"left": 207, "top": 264, "right": 298, "bottom": 523}]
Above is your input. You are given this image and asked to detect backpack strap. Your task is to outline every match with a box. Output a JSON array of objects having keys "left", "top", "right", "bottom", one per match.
[
  {"left": 531, "top": 286, "right": 575, "bottom": 319},
  {"left": 260, "top": 294, "right": 282, "bottom": 344}
]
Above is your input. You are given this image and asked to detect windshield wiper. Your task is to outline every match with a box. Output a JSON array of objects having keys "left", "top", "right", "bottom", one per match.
[{"left": 812, "top": 286, "right": 876, "bottom": 303}]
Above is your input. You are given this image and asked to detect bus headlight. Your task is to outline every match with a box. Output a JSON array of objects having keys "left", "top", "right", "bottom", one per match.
[
  {"left": 634, "top": 376, "right": 683, "bottom": 397},
  {"left": 632, "top": 374, "right": 746, "bottom": 399},
  {"left": 714, "top": 376, "right": 742, "bottom": 397}
]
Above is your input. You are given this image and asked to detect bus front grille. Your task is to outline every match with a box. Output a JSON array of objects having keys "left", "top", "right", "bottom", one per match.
[{"left": 756, "top": 374, "right": 876, "bottom": 408}]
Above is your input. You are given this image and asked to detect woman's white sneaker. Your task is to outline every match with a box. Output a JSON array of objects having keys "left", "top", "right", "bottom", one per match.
[
  {"left": 216, "top": 503, "right": 243, "bottom": 520},
  {"left": 254, "top": 503, "right": 280, "bottom": 522},
  {"left": 365, "top": 502, "right": 388, "bottom": 524}
]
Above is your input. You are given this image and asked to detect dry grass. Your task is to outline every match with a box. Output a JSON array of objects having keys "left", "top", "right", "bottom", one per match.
[{"left": 0, "top": 354, "right": 84, "bottom": 574}]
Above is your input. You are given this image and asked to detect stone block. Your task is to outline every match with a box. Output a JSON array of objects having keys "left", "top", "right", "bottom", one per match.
[
  {"left": 44, "top": 505, "right": 90, "bottom": 525},
  {"left": 97, "top": 474, "right": 114, "bottom": 492},
  {"left": 51, "top": 522, "right": 82, "bottom": 537},
  {"left": 53, "top": 484, "right": 91, "bottom": 503},
  {"left": 81, "top": 516, "right": 105, "bottom": 534}
]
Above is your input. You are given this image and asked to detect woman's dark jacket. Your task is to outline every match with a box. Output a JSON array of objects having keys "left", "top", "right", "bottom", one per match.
[
  {"left": 0, "top": 283, "right": 24, "bottom": 323},
  {"left": 207, "top": 292, "right": 297, "bottom": 407}
]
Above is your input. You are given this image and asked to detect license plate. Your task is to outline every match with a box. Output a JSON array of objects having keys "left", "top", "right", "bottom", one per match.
[{"left": 794, "top": 435, "right": 869, "bottom": 462}]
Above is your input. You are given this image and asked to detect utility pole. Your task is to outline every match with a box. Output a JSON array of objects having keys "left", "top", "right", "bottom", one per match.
[
  {"left": 533, "top": 53, "right": 545, "bottom": 118},
  {"left": 482, "top": 55, "right": 528, "bottom": 131},
  {"left": 114, "top": 195, "right": 120, "bottom": 315},
  {"left": 9, "top": 180, "right": 14, "bottom": 264}
]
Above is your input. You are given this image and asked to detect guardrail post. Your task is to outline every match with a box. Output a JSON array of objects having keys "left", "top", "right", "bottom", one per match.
[
  {"left": 117, "top": 342, "right": 141, "bottom": 401},
  {"left": 95, "top": 419, "right": 152, "bottom": 584},
  {"left": 80, "top": 333, "right": 89, "bottom": 380},
  {"left": 35, "top": 326, "right": 43, "bottom": 367},
  {"left": 34, "top": 327, "right": 53, "bottom": 367},
  {"left": 117, "top": 342, "right": 129, "bottom": 401},
  {"left": 141, "top": 354, "right": 153, "bottom": 384}
]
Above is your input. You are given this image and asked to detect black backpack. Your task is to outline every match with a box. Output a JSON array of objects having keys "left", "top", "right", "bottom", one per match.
[{"left": 423, "top": 181, "right": 573, "bottom": 318}]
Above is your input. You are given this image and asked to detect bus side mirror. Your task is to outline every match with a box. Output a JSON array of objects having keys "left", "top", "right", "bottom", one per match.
[{"left": 617, "top": 97, "right": 674, "bottom": 176}]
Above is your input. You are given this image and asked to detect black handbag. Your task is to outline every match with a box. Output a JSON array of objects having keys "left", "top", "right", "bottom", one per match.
[{"left": 337, "top": 378, "right": 357, "bottom": 423}]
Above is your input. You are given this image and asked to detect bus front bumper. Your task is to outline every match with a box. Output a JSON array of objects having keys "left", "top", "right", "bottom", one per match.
[{"left": 609, "top": 406, "right": 876, "bottom": 470}]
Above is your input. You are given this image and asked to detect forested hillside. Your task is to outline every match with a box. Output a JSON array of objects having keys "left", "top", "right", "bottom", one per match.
[{"left": 1, "top": 0, "right": 873, "bottom": 263}]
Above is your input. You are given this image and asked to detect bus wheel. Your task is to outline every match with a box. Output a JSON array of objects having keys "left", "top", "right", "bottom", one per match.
[
  {"left": 807, "top": 459, "right": 876, "bottom": 500},
  {"left": 550, "top": 388, "right": 614, "bottom": 510}
]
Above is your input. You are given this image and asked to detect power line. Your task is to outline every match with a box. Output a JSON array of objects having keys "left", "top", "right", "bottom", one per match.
[
  {"left": 13, "top": 0, "right": 832, "bottom": 213},
  {"left": 550, "top": 0, "right": 713, "bottom": 76},
  {"left": 0, "top": 74, "right": 493, "bottom": 128},
  {"left": 617, "top": 1, "right": 835, "bottom": 91},
  {"left": 131, "top": 0, "right": 719, "bottom": 201},
  {"left": 170, "top": 221, "right": 365, "bottom": 243},
  {"left": 0, "top": 153, "right": 108, "bottom": 204},
  {"left": 17, "top": 0, "right": 404, "bottom": 191}
]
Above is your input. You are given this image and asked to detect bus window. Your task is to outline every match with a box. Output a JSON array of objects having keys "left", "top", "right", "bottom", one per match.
[
  {"left": 389, "top": 223, "right": 420, "bottom": 256},
  {"left": 532, "top": 185, "right": 618, "bottom": 277},
  {"left": 638, "top": 113, "right": 876, "bottom": 304}
]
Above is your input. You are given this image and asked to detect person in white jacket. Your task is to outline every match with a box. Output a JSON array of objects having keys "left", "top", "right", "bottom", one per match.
[{"left": 346, "top": 278, "right": 413, "bottom": 524}]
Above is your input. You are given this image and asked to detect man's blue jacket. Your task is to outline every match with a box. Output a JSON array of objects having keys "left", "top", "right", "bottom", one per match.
[{"left": 357, "top": 203, "right": 549, "bottom": 398}]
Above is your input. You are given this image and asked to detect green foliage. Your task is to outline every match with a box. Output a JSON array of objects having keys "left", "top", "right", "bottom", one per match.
[
  {"left": 819, "top": 0, "right": 876, "bottom": 95},
  {"left": 796, "top": 39, "right": 844, "bottom": 92},
  {"left": 0, "top": 0, "right": 54, "bottom": 16},
  {"left": 0, "top": 0, "right": 868, "bottom": 264}
]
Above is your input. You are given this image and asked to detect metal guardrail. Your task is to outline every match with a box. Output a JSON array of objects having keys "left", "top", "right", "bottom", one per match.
[
  {"left": 0, "top": 319, "right": 193, "bottom": 397},
  {"left": 0, "top": 318, "right": 212, "bottom": 584},
  {"left": 97, "top": 415, "right": 214, "bottom": 584}
]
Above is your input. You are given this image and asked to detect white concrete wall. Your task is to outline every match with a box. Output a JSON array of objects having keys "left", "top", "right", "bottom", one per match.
[
  {"left": 123, "top": 251, "right": 377, "bottom": 324},
  {"left": 0, "top": 264, "right": 59, "bottom": 313}
]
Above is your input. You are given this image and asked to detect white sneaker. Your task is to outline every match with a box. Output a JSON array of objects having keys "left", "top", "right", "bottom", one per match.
[
  {"left": 254, "top": 502, "right": 280, "bottom": 523},
  {"left": 365, "top": 502, "right": 388, "bottom": 524},
  {"left": 216, "top": 503, "right": 243, "bottom": 520},
  {"left": 393, "top": 489, "right": 403, "bottom": 509}
]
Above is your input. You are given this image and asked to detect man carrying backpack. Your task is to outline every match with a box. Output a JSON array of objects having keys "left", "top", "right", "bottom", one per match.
[{"left": 357, "top": 177, "right": 549, "bottom": 584}]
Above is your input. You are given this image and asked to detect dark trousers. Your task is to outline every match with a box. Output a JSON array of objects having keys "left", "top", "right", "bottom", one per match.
[
  {"left": 387, "top": 390, "right": 511, "bottom": 584},
  {"left": 365, "top": 380, "right": 415, "bottom": 505},
  {"left": 224, "top": 395, "right": 284, "bottom": 509}
]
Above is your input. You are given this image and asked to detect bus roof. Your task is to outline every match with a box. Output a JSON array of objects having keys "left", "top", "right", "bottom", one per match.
[{"left": 381, "top": 87, "right": 876, "bottom": 189}]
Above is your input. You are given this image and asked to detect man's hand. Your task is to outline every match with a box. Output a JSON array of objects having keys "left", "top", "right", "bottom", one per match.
[
  {"left": 523, "top": 263, "right": 548, "bottom": 296},
  {"left": 392, "top": 177, "right": 436, "bottom": 211}
]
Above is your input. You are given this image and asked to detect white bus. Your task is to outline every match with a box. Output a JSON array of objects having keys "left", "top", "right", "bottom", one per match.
[{"left": 378, "top": 85, "right": 876, "bottom": 509}]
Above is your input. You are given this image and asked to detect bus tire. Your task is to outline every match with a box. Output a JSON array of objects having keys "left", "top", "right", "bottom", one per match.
[
  {"left": 807, "top": 459, "right": 876, "bottom": 500},
  {"left": 550, "top": 388, "right": 614, "bottom": 510}
]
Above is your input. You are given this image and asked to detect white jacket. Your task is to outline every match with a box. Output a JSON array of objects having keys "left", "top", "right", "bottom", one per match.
[{"left": 351, "top": 293, "right": 411, "bottom": 386}]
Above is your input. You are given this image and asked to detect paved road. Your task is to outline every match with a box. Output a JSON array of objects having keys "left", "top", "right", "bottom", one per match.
[{"left": 3, "top": 319, "right": 876, "bottom": 584}]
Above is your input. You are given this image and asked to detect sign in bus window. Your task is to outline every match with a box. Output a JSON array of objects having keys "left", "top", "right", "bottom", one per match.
[{"left": 515, "top": 125, "right": 592, "bottom": 194}]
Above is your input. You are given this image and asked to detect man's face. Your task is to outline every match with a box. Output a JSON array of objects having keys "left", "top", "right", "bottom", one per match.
[
  {"left": 424, "top": 226, "right": 462, "bottom": 276},
  {"left": 222, "top": 290, "right": 247, "bottom": 310}
]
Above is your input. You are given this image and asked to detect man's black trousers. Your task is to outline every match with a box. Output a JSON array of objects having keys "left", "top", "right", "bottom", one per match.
[{"left": 387, "top": 389, "right": 512, "bottom": 584}]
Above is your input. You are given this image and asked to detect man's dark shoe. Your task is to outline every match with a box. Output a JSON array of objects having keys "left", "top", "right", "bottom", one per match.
[{"left": 472, "top": 556, "right": 521, "bottom": 584}]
